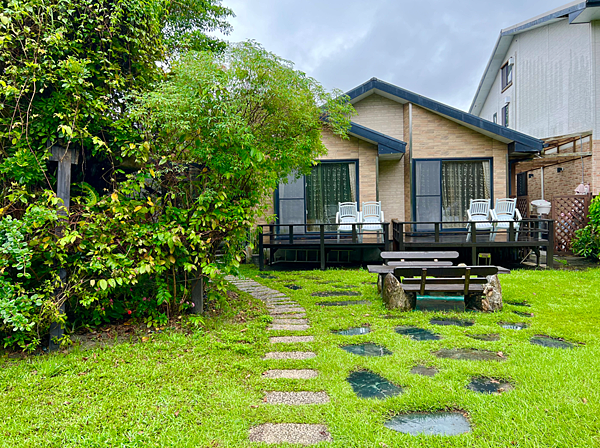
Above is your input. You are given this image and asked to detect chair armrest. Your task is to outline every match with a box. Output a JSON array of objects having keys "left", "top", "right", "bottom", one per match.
[
  {"left": 381, "top": 210, "right": 385, "bottom": 222},
  {"left": 467, "top": 210, "right": 473, "bottom": 221},
  {"left": 357, "top": 211, "right": 363, "bottom": 223},
  {"left": 336, "top": 212, "right": 340, "bottom": 224},
  {"left": 490, "top": 209, "right": 499, "bottom": 222},
  {"left": 515, "top": 208, "right": 522, "bottom": 221}
]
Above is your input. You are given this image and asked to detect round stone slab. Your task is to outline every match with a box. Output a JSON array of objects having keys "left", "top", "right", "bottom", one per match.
[
  {"left": 317, "top": 300, "right": 371, "bottom": 307},
  {"left": 347, "top": 370, "right": 403, "bottom": 399},
  {"left": 430, "top": 318, "right": 474, "bottom": 327},
  {"left": 410, "top": 365, "right": 439, "bottom": 377},
  {"left": 264, "top": 391, "right": 330, "bottom": 405},
  {"left": 270, "top": 336, "right": 314, "bottom": 344},
  {"left": 341, "top": 343, "right": 392, "bottom": 357},
  {"left": 263, "top": 351, "right": 316, "bottom": 360},
  {"left": 531, "top": 335, "right": 574, "bottom": 349},
  {"left": 385, "top": 412, "right": 471, "bottom": 436},
  {"left": 312, "top": 291, "right": 361, "bottom": 297},
  {"left": 334, "top": 327, "right": 371, "bottom": 336},
  {"left": 249, "top": 424, "right": 332, "bottom": 445},
  {"left": 467, "top": 377, "right": 514, "bottom": 394},
  {"left": 467, "top": 334, "right": 501, "bottom": 341},
  {"left": 499, "top": 322, "right": 528, "bottom": 330},
  {"left": 395, "top": 326, "right": 441, "bottom": 341},
  {"left": 263, "top": 369, "right": 319, "bottom": 379},
  {"left": 434, "top": 348, "right": 506, "bottom": 361}
]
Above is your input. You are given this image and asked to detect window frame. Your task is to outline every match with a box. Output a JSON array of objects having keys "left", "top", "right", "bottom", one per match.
[
  {"left": 501, "top": 61, "right": 513, "bottom": 91},
  {"left": 501, "top": 104, "right": 509, "bottom": 127},
  {"left": 274, "top": 159, "right": 360, "bottom": 235},
  {"left": 412, "top": 158, "right": 494, "bottom": 231}
]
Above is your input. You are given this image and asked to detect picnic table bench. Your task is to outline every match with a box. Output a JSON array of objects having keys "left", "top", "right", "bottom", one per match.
[{"left": 393, "top": 266, "right": 499, "bottom": 295}]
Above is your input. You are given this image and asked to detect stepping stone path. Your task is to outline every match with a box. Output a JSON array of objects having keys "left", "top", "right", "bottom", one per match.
[{"left": 225, "top": 275, "right": 332, "bottom": 445}]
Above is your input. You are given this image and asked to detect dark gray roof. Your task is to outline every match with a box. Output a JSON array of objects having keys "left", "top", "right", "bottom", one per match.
[
  {"left": 347, "top": 78, "right": 543, "bottom": 153},
  {"left": 348, "top": 121, "right": 406, "bottom": 157}
]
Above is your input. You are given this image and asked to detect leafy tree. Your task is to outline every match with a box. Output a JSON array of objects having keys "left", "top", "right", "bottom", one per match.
[
  {"left": 0, "top": 8, "right": 354, "bottom": 349},
  {"left": 0, "top": 0, "right": 233, "bottom": 190}
]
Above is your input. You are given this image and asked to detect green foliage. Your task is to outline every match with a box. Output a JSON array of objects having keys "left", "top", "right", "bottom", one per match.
[
  {"left": 573, "top": 196, "right": 600, "bottom": 260},
  {"left": 0, "top": 0, "right": 233, "bottom": 187},
  {"left": 0, "top": 25, "right": 353, "bottom": 349}
]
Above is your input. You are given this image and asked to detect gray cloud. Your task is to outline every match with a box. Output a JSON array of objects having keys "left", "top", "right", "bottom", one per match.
[{"left": 219, "top": 0, "right": 571, "bottom": 110}]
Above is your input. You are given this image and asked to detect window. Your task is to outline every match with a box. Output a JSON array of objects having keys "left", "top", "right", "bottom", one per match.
[
  {"left": 502, "top": 104, "right": 509, "bottom": 127},
  {"left": 493, "top": 113, "right": 497, "bottom": 124},
  {"left": 306, "top": 162, "right": 357, "bottom": 231},
  {"left": 517, "top": 172, "right": 528, "bottom": 196},
  {"left": 277, "top": 161, "right": 358, "bottom": 233},
  {"left": 501, "top": 61, "right": 513, "bottom": 90},
  {"left": 414, "top": 159, "right": 492, "bottom": 230}
]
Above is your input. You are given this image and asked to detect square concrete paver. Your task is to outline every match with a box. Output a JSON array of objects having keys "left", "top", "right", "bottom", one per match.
[
  {"left": 264, "top": 391, "right": 329, "bottom": 405},
  {"left": 263, "top": 351, "right": 316, "bottom": 360},
  {"left": 270, "top": 336, "right": 314, "bottom": 344},
  {"left": 268, "top": 324, "right": 310, "bottom": 331},
  {"left": 271, "top": 318, "right": 309, "bottom": 325},
  {"left": 263, "top": 369, "right": 319, "bottom": 379},
  {"left": 249, "top": 423, "right": 332, "bottom": 445}
]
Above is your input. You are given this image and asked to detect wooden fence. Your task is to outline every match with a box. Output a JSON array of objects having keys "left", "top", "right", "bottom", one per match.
[{"left": 551, "top": 195, "right": 593, "bottom": 254}]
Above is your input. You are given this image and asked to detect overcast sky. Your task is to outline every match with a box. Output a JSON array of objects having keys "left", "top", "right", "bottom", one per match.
[{"left": 216, "top": 0, "right": 572, "bottom": 111}]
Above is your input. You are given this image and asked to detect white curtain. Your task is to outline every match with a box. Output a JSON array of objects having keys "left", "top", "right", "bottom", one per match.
[{"left": 442, "top": 161, "right": 491, "bottom": 223}]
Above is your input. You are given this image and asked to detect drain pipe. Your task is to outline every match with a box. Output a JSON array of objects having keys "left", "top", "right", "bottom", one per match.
[{"left": 540, "top": 166, "right": 545, "bottom": 201}]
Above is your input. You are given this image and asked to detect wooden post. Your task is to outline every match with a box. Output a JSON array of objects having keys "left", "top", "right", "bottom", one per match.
[
  {"left": 190, "top": 270, "right": 204, "bottom": 314},
  {"left": 48, "top": 144, "right": 78, "bottom": 351},
  {"left": 398, "top": 223, "right": 405, "bottom": 251},
  {"left": 320, "top": 225, "right": 326, "bottom": 271},
  {"left": 258, "top": 226, "right": 264, "bottom": 271},
  {"left": 434, "top": 223, "right": 440, "bottom": 242},
  {"left": 547, "top": 220, "right": 555, "bottom": 269}
]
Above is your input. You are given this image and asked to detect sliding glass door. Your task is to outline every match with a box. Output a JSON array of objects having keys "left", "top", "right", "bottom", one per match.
[
  {"left": 414, "top": 159, "right": 491, "bottom": 230},
  {"left": 277, "top": 161, "right": 358, "bottom": 233}
]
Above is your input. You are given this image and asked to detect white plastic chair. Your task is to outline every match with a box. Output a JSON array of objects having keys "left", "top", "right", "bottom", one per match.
[
  {"left": 490, "top": 198, "right": 522, "bottom": 241},
  {"left": 361, "top": 201, "right": 384, "bottom": 243},
  {"left": 336, "top": 202, "right": 359, "bottom": 242},
  {"left": 466, "top": 199, "right": 493, "bottom": 240}
]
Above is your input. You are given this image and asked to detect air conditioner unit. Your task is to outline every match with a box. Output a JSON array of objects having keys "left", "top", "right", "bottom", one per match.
[
  {"left": 508, "top": 57, "right": 514, "bottom": 65},
  {"left": 504, "top": 96, "right": 511, "bottom": 104}
]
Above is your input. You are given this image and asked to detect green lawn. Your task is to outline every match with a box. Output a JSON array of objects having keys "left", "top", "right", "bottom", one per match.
[{"left": 1, "top": 266, "right": 599, "bottom": 447}]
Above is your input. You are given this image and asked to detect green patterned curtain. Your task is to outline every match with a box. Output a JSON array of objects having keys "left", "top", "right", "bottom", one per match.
[
  {"left": 306, "top": 163, "right": 355, "bottom": 229},
  {"left": 442, "top": 161, "right": 491, "bottom": 223}
]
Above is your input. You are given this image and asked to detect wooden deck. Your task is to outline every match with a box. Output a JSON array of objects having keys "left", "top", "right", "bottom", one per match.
[
  {"left": 393, "top": 219, "right": 554, "bottom": 268},
  {"left": 258, "top": 218, "right": 555, "bottom": 270}
]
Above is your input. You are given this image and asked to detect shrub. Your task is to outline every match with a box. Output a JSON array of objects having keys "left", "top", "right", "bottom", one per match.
[{"left": 572, "top": 196, "right": 600, "bottom": 260}]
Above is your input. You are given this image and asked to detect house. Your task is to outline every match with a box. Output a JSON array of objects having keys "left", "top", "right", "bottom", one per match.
[
  {"left": 470, "top": 0, "right": 600, "bottom": 202},
  {"left": 263, "top": 78, "right": 543, "bottom": 241}
]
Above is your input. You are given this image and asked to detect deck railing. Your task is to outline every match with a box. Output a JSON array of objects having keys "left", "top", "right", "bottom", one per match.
[
  {"left": 257, "top": 223, "right": 391, "bottom": 270},
  {"left": 392, "top": 218, "right": 555, "bottom": 267}
]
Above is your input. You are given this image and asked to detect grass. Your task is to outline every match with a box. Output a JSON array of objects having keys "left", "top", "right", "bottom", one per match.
[{"left": 1, "top": 266, "right": 599, "bottom": 447}]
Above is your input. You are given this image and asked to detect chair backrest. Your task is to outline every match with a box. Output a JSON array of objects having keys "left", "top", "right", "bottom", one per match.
[
  {"left": 494, "top": 198, "right": 517, "bottom": 217},
  {"left": 469, "top": 199, "right": 490, "bottom": 217},
  {"left": 339, "top": 202, "right": 358, "bottom": 220},
  {"left": 361, "top": 201, "right": 382, "bottom": 223}
]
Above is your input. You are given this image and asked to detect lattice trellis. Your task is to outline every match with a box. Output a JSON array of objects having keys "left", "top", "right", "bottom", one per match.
[
  {"left": 551, "top": 195, "right": 592, "bottom": 254},
  {"left": 516, "top": 196, "right": 529, "bottom": 218}
]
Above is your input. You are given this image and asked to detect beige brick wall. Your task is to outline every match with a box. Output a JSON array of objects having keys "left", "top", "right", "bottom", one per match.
[
  {"left": 320, "top": 128, "right": 377, "bottom": 204},
  {"left": 410, "top": 105, "right": 508, "bottom": 203},
  {"left": 378, "top": 158, "right": 405, "bottom": 236},
  {"left": 353, "top": 94, "right": 404, "bottom": 140}
]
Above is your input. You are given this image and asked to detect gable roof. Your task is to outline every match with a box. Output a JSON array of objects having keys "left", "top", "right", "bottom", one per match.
[
  {"left": 469, "top": 1, "right": 596, "bottom": 115},
  {"left": 348, "top": 121, "right": 406, "bottom": 159},
  {"left": 346, "top": 78, "right": 543, "bottom": 153}
]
